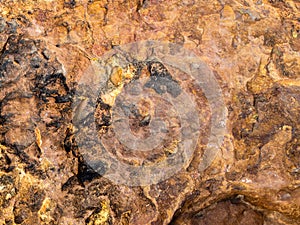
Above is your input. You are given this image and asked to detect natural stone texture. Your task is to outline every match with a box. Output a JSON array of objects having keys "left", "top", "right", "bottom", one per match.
[{"left": 0, "top": 0, "right": 299, "bottom": 224}]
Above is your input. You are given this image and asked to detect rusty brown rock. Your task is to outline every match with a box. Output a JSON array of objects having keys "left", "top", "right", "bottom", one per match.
[{"left": 0, "top": 0, "right": 300, "bottom": 225}]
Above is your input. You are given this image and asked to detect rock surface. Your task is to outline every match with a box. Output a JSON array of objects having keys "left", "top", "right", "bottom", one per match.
[{"left": 0, "top": 0, "right": 299, "bottom": 224}]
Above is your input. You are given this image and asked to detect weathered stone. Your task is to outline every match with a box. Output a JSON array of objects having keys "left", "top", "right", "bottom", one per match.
[{"left": 0, "top": 0, "right": 299, "bottom": 224}]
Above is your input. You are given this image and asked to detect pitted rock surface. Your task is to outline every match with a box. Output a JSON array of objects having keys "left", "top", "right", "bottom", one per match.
[{"left": 0, "top": 1, "right": 300, "bottom": 224}]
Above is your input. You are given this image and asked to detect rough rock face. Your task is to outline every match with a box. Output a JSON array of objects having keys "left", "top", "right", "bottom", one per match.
[{"left": 0, "top": 0, "right": 299, "bottom": 224}]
